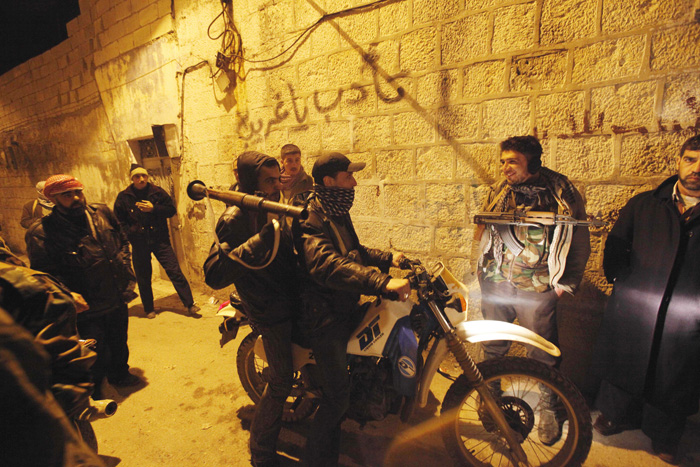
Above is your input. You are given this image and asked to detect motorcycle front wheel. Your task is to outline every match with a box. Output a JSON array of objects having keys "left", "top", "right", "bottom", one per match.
[
  {"left": 236, "top": 332, "right": 318, "bottom": 422},
  {"left": 441, "top": 357, "right": 592, "bottom": 467}
]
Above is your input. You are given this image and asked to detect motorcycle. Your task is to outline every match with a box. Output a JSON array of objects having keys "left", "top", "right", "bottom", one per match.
[{"left": 219, "top": 259, "right": 592, "bottom": 466}]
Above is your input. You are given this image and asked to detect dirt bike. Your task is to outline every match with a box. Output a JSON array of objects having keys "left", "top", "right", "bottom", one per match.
[{"left": 220, "top": 259, "right": 593, "bottom": 466}]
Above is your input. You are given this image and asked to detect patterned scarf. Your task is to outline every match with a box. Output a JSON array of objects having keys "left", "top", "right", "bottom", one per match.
[{"left": 315, "top": 185, "right": 355, "bottom": 216}]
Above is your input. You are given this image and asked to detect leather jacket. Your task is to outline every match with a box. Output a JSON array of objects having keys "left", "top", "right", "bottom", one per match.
[
  {"left": 25, "top": 204, "right": 136, "bottom": 318},
  {"left": 114, "top": 183, "right": 176, "bottom": 245}
]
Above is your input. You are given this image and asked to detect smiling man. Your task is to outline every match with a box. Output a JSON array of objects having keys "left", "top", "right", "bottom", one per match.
[
  {"left": 476, "top": 135, "right": 590, "bottom": 446},
  {"left": 592, "top": 134, "right": 700, "bottom": 464}
]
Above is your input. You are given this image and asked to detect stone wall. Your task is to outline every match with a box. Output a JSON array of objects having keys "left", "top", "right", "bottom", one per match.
[{"left": 0, "top": 0, "right": 699, "bottom": 390}]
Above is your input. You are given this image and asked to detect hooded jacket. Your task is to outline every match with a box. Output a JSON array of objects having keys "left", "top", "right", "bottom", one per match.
[{"left": 203, "top": 152, "right": 299, "bottom": 325}]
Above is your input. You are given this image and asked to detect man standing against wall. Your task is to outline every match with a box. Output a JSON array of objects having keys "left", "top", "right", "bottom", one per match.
[
  {"left": 295, "top": 152, "right": 411, "bottom": 467},
  {"left": 20, "top": 181, "right": 53, "bottom": 229},
  {"left": 592, "top": 135, "right": 700, "bottom": 464},
  {"left": 203, "top": 151, "right": 300, "bottom": 467},
  {"left": 26, "top": 174, "right": 141, "bottom": 399},
  {"left": 114, "top": 165, "right": 199, "bottom": 319},
  {"left": 475, "top": 135, "right": 591, "bottom": 445},
  {"left": 279, "top": 143, "right": 313, "bottom": 205}
]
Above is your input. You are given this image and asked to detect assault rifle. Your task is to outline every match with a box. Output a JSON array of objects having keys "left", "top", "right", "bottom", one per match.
[{"left": 474, "top": 210, "right": 605, "bottom": 256}]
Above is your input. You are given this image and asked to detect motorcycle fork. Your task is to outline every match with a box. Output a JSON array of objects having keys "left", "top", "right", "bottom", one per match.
[{"left": 444, "top": 331, "right": 529, "bottom": 466}]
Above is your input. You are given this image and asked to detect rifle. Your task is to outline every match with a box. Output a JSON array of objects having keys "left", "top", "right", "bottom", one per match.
[
  {"left": 474, "top": 210, "right": 604, "bottom": 256},
  {"left": 186, "top": 180, "right": 308, "bottom": 220}
]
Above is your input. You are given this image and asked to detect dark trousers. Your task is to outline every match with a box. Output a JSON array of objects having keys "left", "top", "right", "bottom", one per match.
[
  {"left": 77, "top": 304, "right": 130, "bottom": 385},
  {"left": 131, "top": 241, "right": 193, "bottom": 312},
  {"left": 249, "top": 319, "right": 294, "bottom": 465},
  {"left": 479, "top": 278, "right": 560, "bottom": 367},
  {"left": 304, "top": 315, "right": 357, "bottom": 467},
  {"left": 596, "top": 379, "right": 686, "bottom": 447}
]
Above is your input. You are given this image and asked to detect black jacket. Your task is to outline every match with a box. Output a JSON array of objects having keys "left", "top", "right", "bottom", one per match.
[
  {"left": 113, "top": 183, "right": 176, "bottom": 245},
  {"left": 295, "top": 196, "right": 392, "bottom": 332},
  {"left": 25, "top": 204, "right": 136, "bottom": 319},
  {"left": 593, "top": 175, "right": 700, "bottom": 415}
]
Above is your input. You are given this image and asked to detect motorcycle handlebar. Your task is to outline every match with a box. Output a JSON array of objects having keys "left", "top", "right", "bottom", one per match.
[{"left": 187, "top": 180, "right": 309, "bottom": 220}]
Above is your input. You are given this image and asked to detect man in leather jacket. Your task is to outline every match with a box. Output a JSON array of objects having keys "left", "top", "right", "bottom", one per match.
[
  {"left": 203, "top": 152, "right": 300, "bottom": 467},
  {"left": 114, "top": 165, "right": 198, "bottom": 319},
  {"left": 26, "top": 174, "right": 141, "bottom": 398},
  {"left": 294, "top": 152, "right": 410, "bottom": 467}
]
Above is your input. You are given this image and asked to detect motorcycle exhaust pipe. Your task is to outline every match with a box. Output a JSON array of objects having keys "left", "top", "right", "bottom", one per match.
[
  {"left": 78, "top": 399, "right": 118, "bottom": 421},
  {"left": 187, "top": 180, "right": 309, "bottom": 220}
]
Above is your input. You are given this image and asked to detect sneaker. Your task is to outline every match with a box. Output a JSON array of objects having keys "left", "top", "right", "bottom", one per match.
[
  {"left": 593, "top": 413, "right": 640, "bottom": 436},
  {"left": 109, "top": 373, "right": 142, "bottom": 387},
  {"left": 187, "top": 304, "right": 201, "bottom": 318},
  {"left": 146, "top": 311, "right": 156, "bottom": 319},
  {"left": 538, "top": 407, "right": 562, "bottom": 445}
]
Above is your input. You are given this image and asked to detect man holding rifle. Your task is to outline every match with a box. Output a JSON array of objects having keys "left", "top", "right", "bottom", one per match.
[
  {"left": 474, "top": 135, "right": 591, "bottom": 445},
  {"left": 203, "top": 151, "right": 300, "bottom": 467}
]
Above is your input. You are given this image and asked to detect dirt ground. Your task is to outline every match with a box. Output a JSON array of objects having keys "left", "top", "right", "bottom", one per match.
[{"left": 90, "top": 278, "right": 700, "bottom": 467}]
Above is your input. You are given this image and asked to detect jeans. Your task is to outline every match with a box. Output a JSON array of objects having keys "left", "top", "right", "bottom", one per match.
[
  {"left": 249, "top": 319, "right": 294, "bottom": 465},
  {"left": 131, "top": 240, "right": 194, "bottom": 312}
]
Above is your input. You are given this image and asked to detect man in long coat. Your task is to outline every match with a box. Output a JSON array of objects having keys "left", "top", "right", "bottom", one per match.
[{"left": 592, "top": 134, "right": 700, "bottom": 464}]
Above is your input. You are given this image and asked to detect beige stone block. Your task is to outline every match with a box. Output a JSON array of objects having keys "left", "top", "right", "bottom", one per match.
[
  {"left": 465, "top": 0, "right": 497, "bottom": 10},
  {"left": 441, "top": 13, "right": 489, "bottom": 66},
  {"left": 260, "top": 2, "right": 294, "bottom": 40},
  {"left": 368, "top": 39, "right": 400, "bottom": 75},
  {"left": 457, "top": 143, "right": 500, "bottom": 183},
  {"left": 264, "top": 129, "right": 289, "bottom": 158},
  {"left": 492, "top": 3, "right": 536, "bottom": 54},
  {"left": 437, "top": 103, "right": 479, "bottom": 141},
  {"left": 540, "top": 0, "right": 597, "bottom": 45},
  {"left": 157, "top": 0, "right": 171, "bottom": 19},
  {"left": 354, "top": 115, "right": 392, "bottom": 150},
  {"left": 338, "top": 10, "right": 377, "bottom": 44},
  {"left": 95, "top": 0, "right": 110, "bottom": 17},
  {"left": 289, "top": 124, "right": 321, "bottom": 153},
  {"left": 413, "top": 0, "right": 461, "bottom": 25},
  {"left": 353, "top": 220, "right": 391, "bottom": 250},
  {"left": 133, "top": 24, "right": 152, "bottom": 48},
  {"left": 308, "top": 91, "right": 341, "bottom": 121},
  {"left": 602, "top": 0, "right": 690, "bottom": 34},
  {"left": 122, "top": 13, "right": 142, "bottom": 36},
  {"left": 377, "top": 76, "right": 412, "bottom": 112},
  {"left": 117, "top": 34, "right": 135, "bottom": 55},
  {"left": 384, "top": 183, "right": 424, "bottom": 219},
  {"left": 417, "top": 146, "right": 455, "bottom": 180},
  {"left": 310, "top": 22, "right": 340, "bottom": 56},
  {"left": 417, "top": 69, "right": 460, "bottom": 107},
  {"left": 556, "top": 136, "right": 614, "bottom": 180},
  {"left": 321, "top": 120, "right": 352, "bottom": 151},
  {"left": 102, "top": 8, "right": 117, "bottom": 30},
  {"left": 590, "top": 81, "right": 656, "bottom": 133},
  {"left": 464, "top": 60, "right": 504, "bottom": 98},
  {"left": 139, "top": 3, "right": 159, "bottom": 27},
  {"left": 585, "top": 184, "right": 650, "bottom": 225},
  {"left": 394, "top": 112, "right": 435, "bottom": 145},
  {"left": 328, "top": 49, "right": 368, "bottom": 89},
  {"left": 661, "top": 73, "right": 700, "bottom": 126},
  {"left": 390, "top": 223, "right": 432, "bottom": 252},
  {"left": 426, "top": 183, "right": 467, "bottom": 224},
  {"left": 150, "top": 15, "right": 172, "bottom": 39},
  {"left": 297, "top": 56, "right": 328, "bottom": 94},
  {"left": 268, "top": 67, "right": 296, "bottom": 102},
  {"left": 400, "top": 27, "right": 437, "bottom": 72},
  {"left": 510, "top": 51, "right": 567, "bottom": 92},
  {"left": 67, "top": 17, "right": 80, "bottom": 37},
  {"left": 115, "top": 0, "right": 132, "bottom": 21},
  {"left": 378, "top": 1, "right": 409, "bottom": 37},
  {"left": 340, "top": 85, "right": 377, "bottom": 116},
  {"left": 535, "top": 91, "right": 585, "bottom": 138},
  {"left": 620, "top": 130, "right": 695, "bottom": 177},
  {"left": 354, "top": 184, "right": 381, "bottom": 216},
  {"left": 652, "top": 24, "right": 700, "bottom": 72},
  {"left": 482, "top": 97, "right": 531, "bottom": 139},
  {"left": 295, "top": 0, "right": 321, "bottom": 29},
  {"left": 572, "top": 36, "right": 645, "bottom": 85},
  {"left": 436, "top": 227, "right": 471, "bottom": 254},
  {"left": 377, "top": 149, "right": 413, "bottom": 181}
]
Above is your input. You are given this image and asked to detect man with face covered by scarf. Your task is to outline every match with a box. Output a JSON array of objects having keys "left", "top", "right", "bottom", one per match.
[
  {"left": 203, "top": 152, "right": 300, "bottom": 467},
  {"left": 294, "top": 152, "right": 410, "bottom": 467},
  {"left": 25, "top": 174, "right": 140, "bottom": 399}
]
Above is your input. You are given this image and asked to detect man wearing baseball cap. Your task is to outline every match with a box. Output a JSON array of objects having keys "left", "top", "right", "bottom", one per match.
[
  {"left": 114, "top": 164, "right": 199, "bottom": 319},
  {"left": 26, "top": 174, "right": 141, "bottom": 398},
  {"left": 294, "top": 152, "right": 411, "bottom": 466}
]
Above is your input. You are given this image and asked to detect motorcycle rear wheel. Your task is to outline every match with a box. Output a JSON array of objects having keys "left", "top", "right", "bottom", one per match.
[
  {"left": 441, "top": 357, "right": 592, "bottom": 467},
  {"left": 236, "top": 332, "right": 318, "bottom": 422}
]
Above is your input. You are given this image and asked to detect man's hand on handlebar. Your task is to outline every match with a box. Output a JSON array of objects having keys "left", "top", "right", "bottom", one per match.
[
  {"left": 383, "top": 278, "right": 411, "bottom": 301},
  {"left": 391, "top": 252, "right": 406, "bottom": 268}
]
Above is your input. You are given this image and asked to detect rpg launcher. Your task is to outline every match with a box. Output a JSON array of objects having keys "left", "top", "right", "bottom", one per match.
[
  {"left": 473, "top": 210, "right": 605, "bottom": 256},
  {"left": 186, "top": 180, "right": 309, "bottom": 220}
]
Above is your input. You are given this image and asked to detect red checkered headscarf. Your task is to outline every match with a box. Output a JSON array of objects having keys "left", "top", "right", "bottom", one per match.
[{"left": 43, "top": 174, "right": 84, "bottom": 198}]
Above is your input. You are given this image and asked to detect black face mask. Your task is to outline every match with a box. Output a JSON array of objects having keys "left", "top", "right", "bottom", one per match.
[{"left": 314, "top": 185, "right": 355, "bottom": 216}]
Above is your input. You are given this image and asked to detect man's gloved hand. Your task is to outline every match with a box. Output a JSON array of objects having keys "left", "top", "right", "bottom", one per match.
[
  {"left": 122, "top": 281, "right": 138, "bottom": 303},
  {"left": 259, "top": 221, "right": 277, "bottom": 249}
]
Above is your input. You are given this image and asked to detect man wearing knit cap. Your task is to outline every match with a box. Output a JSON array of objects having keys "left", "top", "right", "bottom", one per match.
[
  {"left": 114, "top": 164, "right": 198, "bottom": 319},
  {"left": 26, "top": 174, "right": 141, "bottom": 398},
  {"left": 279, "top": 143, "right": 313, "bottom": 205},
  {"left": 20, "top": 180, "right": 54, "bottom": 229},
  {"left": 294, "top": 152, "right": 411, "bottom": 467}
]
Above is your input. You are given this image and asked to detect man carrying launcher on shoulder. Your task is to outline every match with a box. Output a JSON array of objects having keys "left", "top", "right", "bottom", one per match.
[
  {"left": 203, "top": 151, "right": 300, "bottom": 467},
  {"left": 474, "top": 135, "right": 591, "bottom": 446}
]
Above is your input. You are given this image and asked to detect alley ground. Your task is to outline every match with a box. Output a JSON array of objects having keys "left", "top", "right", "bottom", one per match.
[{"left": 90, "top": 278, "right": 700, "bottom": 467}]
